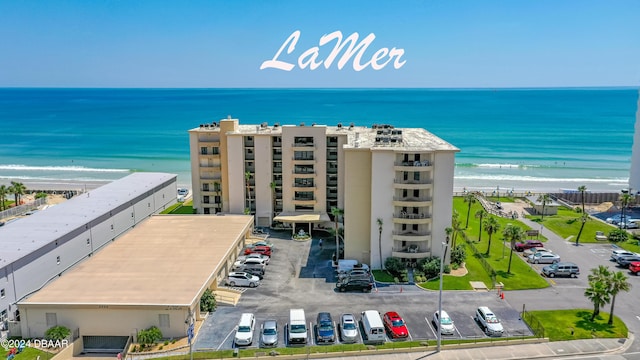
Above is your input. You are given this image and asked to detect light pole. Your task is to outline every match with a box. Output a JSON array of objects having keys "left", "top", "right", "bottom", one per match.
[
  {"left": 436, "top": 235, "right": 450, "bottom": 352},
  {"left": 496, "top": 186, "right": 500, "bottom": 202}
]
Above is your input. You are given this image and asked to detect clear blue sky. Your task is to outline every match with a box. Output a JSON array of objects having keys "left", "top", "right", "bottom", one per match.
[{"left": 1, "top": 0, "right": 638, "bottom": 88}]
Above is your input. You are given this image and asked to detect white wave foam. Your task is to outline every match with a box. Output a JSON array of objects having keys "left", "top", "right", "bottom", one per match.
[
  {"left": 0, "top": 164, "right": 130, "bottom": 173},
  {"left": 475, "top": 163, "right": 528, "bottom": 169},
  {"left": 0, "top": 175, "right": 118, "bottom": 182},
  {"left": 455, "top": 174, "right": 628, "bottom": 183}
]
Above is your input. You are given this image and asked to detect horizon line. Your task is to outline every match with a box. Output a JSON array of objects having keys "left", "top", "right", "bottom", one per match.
[{"left": 0, "top": 86, "right": 638, "bottom": 91}]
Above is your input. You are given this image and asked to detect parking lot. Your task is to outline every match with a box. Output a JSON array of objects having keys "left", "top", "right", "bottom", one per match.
[{"left": 194, "top": 230, "right": 533, "bottom": 351}]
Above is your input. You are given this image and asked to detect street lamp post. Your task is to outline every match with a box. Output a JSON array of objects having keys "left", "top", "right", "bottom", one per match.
[{"left": 436, "top": 235, "right": 450, "bottom": 352}]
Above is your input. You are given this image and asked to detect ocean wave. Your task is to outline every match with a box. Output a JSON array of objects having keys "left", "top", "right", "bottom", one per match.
[
  {"left": 454, "top": 174, "right": 628, "bottom": 183},
  {"left": 456, "top": 163, "right": 541, "bottom": 169},
  {"left": 0, "top": 175, "right": 119, "bottom": 182},
  {"left": 0, "top": 164, "right": 130, "bottom": 173}
]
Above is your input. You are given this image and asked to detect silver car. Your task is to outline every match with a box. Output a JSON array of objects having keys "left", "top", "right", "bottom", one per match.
[
  {"left": 433, "top": 310, "right": 455, "bottom": 335},
  {"left": 260, "top": 320, "right": 278, "bottom": 347},
  {"left": 527, "top": 251, "right": 560, "bottom": 264},
  {"left": 339, "top": 313, "right": 359, "bottom": 343}
]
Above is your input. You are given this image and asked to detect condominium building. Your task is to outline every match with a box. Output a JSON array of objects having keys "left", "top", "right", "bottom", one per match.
[{"left": 189, "top": 118, "right": 459, "bottom": 268}]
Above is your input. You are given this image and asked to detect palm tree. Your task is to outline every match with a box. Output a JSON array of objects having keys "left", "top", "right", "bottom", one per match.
[
  {"left": 331, "top": 207, "right": 344, "bottom": 263},
  {"left": 503, "top": 225, "right": 524, "bottom": 273},
  {"left": 0, "top": 184, "right": 7, "bottom": 211},
  {"left": 377, "top": 218, "right": 383, "bottom": 269},
  {"left": 536, "top": 194, "right": 551, "bottom": 220},
  {"left": 607, "top": 271, "right": 631, "bottom": 325},
  {"left": 585, "top": 280, "right": 611, "bottom": 321},
  {"left": 578, "top": 185, "right": 587, "bottom": 214},
  {"left": 575, "top": 214, "right": 588, "bottom": 246},
  {"left": 451, "top": 217, "right": 462, "bottom": 250},
  {"left": 244, "top": 172, "right": 252, "bottom": 215},
  {"left": 619, "top": 193, "right": 634, "bottom": 229},
  {"left": 475, "top": 209, "right": 488, "bottom": 243},
  {"left": 463, "top": 193, "right": 476, "bottom": 229},
  {"left": 483, "top": 216, "right": 500, "bottom": 256},
  {"left": 10, "top": 181, "right": 26, "bottom": 206},
  {"left": 269, "top": 181, "right": 277, "bottom": 219},
  {"left": 588, "top": 265, "right": 612, "bottom": 283}
]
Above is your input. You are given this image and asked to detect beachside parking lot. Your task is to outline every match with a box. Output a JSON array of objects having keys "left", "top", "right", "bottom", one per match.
[{"left": 194, "top": 230, "right": 533, "bottom": 351}]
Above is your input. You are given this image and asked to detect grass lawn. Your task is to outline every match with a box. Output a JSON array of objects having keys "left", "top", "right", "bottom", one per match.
[
  {"left": 161, "top": 200, "right": 194, "bottom": 214},
  {"left": 526, "top": 309, "right": 628, "bottom": 341},
  {"left": 372, "top": 270, "right": 395, "bottom": 282},
  {"left": 11, "top": 348, "right": 54, "bottom": 360},
  {"left": 454, "top": 197, "right": 549, "bottom": 290},
  {"left": 533, "top": 207, "right": 618, "bottom": 244},
  {"left": 419, "top": 242, "right": 486, "bottom": 290}
]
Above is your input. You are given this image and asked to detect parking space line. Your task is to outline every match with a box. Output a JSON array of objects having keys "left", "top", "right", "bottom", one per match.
[
  {"left": 454, "top": 326, "right": 462, "bottom": 338},
  {"left": 309, "top": 321, "right": 314, "bottom": 346},
  {"left": 424, "top": 316, "right": 437, "bottom": 338},
  {"left": 218, "top": 327, "right": 237, "bottom": 351}
]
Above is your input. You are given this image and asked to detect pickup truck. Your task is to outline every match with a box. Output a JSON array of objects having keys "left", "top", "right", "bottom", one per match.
[{"left": 514, "top": 240, "right": 544, "bottom": 252}]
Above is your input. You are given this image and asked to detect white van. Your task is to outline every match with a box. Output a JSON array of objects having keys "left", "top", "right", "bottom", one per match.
[
  {"left": 288, "top": 309, "right": 307, "bottom": 345},
  {"left": 360, "top": 310, "right": 386, "bottom": 344}
]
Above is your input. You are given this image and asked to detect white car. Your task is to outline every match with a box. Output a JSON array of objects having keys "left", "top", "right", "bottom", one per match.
[
  {"left": 226, "top": 272, "right": 261, "bottom": 287},
  {"left": 234, "top": 313, "right": 255, "bottom": 346},
  {"left": 611, "top": 250, "right": 637, "bottom": 262},
  {"left": 237, "top": 253, "right": 270, "bottom": 264},
  {"left": 433, "top": 310, "right": 455, "bottom": 335},
  {"left": 475, "top": 307, "right": 503, "bottom": 337},
  {"left": 234, "top": 257, "right": 269, "bottom": 269},
  {"left": 523, "top": 247, "right": 552, "bottom": 257}
]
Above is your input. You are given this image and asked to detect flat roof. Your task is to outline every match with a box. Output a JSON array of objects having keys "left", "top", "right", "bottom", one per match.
[
  {"left": 20, "top": 215, "right": 252, "bottom": 306},
  {"left": 190, "top": 121, "right": 459, "bottom": 152},
  {"left": 0, "top": 172, "right": 176, "bottom": 269}
]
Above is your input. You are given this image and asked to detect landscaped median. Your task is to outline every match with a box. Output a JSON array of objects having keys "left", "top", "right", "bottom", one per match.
[{"left": 522, "top": 309, "right": 627, "bottom": 341}]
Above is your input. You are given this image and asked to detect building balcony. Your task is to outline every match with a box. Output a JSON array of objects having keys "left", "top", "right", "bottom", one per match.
[
  {"left": 272, "top": 154, "right": 282, "bottom": 160},
  {"left": 199, "top": 163, "right": 221, "bottom": 169},
  {"left": 292, "top": 183, "right": 316, "bottom": 189},
  {"left": 245, "top": 154, "right": 255, "bottom": 161},
  {"left": 199, "top": 154, "right": 221, "bottom": 161},
  {"left": 392, "top": 213, "right": 431, "bottom": 225},
  {"left": 293, "top": 171, "right": 315, "bottom": 177},
  {"left": 393, "top": 161, "right": 432, "bottom": 172},
  {"left": 392, "top": 197, "right": 432, "bottom": 207},
  {"left": 244, "top": 141, "right": 254, "bottom": 147},
  {"left": 327, "top": 154, "right": 338, "bottom": 161},
  {"left": 392, "top": 247, "right": 431, "bottom": 259},
  {"left": 392, "top": 231, "right": 431, "bottom": 242},
  {"left": 393, "top": 180, "right": 432, "bottom": 190},
  {"left": 292, "top": 142, "right": 315, "bottom": 148},
  {"left": 200, "top": 174, "right": 222, "bottom": 181},
  {"left": 327, "top": 167, "right": 338, "bottom": 174},
  {"left": 273, "top": 141, "right": 282, "bottom": 148},
  {"left": 198, "top": 139, "right": 220, "bottom": 146},
  {"left": 292, "top": 197, "right": 316, "bottom": 205},
  {"left": 292, "top": 158, "right": 315, "bottom": 165}
]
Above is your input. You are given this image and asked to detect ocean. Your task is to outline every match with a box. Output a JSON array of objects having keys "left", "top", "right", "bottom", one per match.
[{"left": 0, "top": 88, "right": 638, "bottom": 193}]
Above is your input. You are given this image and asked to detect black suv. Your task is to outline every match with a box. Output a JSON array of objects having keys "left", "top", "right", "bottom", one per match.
[{"left": 336, "top": 278, "right": 373, "bottom": 293}]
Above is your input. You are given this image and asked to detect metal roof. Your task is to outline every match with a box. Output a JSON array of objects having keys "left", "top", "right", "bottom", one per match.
[{"left": 0, "top": 172, "right": 176, "bottom": 269}]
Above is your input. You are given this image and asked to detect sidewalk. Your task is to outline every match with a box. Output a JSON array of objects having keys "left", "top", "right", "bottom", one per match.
[{"left": 317, "top": 335, "right": 632, "bottom": 360}]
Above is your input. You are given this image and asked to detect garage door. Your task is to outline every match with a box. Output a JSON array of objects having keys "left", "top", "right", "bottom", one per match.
[{"left": 82, "top": 336, "right": 129, "bottom": 354}]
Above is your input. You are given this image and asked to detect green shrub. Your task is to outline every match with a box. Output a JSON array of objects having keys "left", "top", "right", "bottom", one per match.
[
  {"left": 35, "top": 192, "right": 48, "bottom": 199},
  {"left": 200, "top": 288, "right": 217, "bottom": 312},
  {"left": 45, "top": 325, "right": 71, "bottom": 341},
  {"left": 163, "top": 340, "right": 169, "bottom": 346},
  {"left": 138, "top": 326, "right": 163, "bottom": 347},
  {"left": 608, "top": 228, "right": 629, "bottom": 243},
  {"left": 450, "top": 244, "right": 466, "bottom": 266},
  {"left": 385, "top": 257, "right": 405, "bottom": 276}
]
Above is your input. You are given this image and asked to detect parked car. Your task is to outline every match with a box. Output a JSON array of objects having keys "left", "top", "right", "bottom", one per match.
[
  {"left": 542, "top": 262, "right": 580, "bottom": 278},
  {"left": 247, "top": 240, "right": 275, "bottom": 249},
  {"left": 432, "top": 310, "right": 455, "bottom": 335},
  {"left": 514, "top": 240, "right": 544, "bottom": 252},
  {"left": 234, "top": 256, "right": 269, "bottom": 268},
  {"left": 245, "top": 245, "right": 272, "bottom": 257},
  {"left": 239, "top": 267, "right": 264, "bottom": 279},
  {"left": 336, "top": 278, "right": 373, "bottom": 293},
  {"left": 177, "top": 188, "right": 189, "bottom": 196},
  {"left": 611, "top": 249, "right": 636, "bottom": 262},
  {"left": 234, "top": 313, "right": 255, "bottom": 346},
  {"left": 315, "top": 312, "right": 336, "bottom": 344},
  {"left": 475, "top": 307, "right": 503, "bottom": 336},
  {"left": 523, "top": 247, "right": 552, "bottom": 257},
  {"left": 383, "top": 311, "right": 408, "bottom": 339},
  {"left": 617, "top": 255, "right": 640, "bottom": 268},
  {"left": 339, "top": 314, "right": 359, "bottom": 343},
  {"left": 260, "top": 320, "right": 278, "bottom": 347},
  {"left": 527, "top": 252, "right": 561, "bottom": 264},
  {"left": 226, "top": 272, "right": 261, "bottom": 287},
  {"left": 237, "top": 253, "right": 270, "bottom": 264},
  {"left": 628, "top": 262, "right": 640, "bottom": 275}
]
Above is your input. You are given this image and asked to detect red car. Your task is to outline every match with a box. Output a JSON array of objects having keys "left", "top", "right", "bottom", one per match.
[
  {"left": 383, "top": 311, "right": 408, "bottom": 339},
  {"left": 514, "top": 240, "right": 544, "bottom": 252},
  {"left": 629, "top": 261, "right": 640, "bottom": 275},
  {"left": 244, "top": 245, "right": 272, "bottom": 257}
]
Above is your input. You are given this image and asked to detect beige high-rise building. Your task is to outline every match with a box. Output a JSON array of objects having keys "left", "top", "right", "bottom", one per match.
[{"left": 189, "top": 118, "right": 459, "bottom": 268}]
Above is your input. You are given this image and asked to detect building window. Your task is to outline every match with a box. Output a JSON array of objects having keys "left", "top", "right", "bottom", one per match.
[
  {"left": 159, "top": 314, "right": 170, "bottom": 328},
  {"left": 203, "top": 208, "right": 210, "bottom": 214},
  {"left": 46, "top": 313, "right": 57, "bottom": 327},
  {"left": 87, "top": 238, "right": 90, "bottom": 245},
  {"left": 56, "top": 256, "right": 61, "bottom": 265},
  {"left": 0, "top": 309, "right": 7, "bottom": 321},
  {"left": 200, "top": 147, "right": 207, "bottom": 155},
  {"left": 203, "top": 196, "right": 210, "bottom": 204},
  {"left": 0, "top": 288, "right": 5, "bottom": 298},
  {"left": 413, "top": 172, "right": 420, "bottom": 181},
  {"left": 203, "top": 183, "right": 209, "bottom": 191},
  {"left": 212, "top": 147, "right": 219, "bottom": 155}
]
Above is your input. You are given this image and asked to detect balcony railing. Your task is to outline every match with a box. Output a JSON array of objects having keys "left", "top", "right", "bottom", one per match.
[
  {"left": 272, "top": 154, "right": 282, "bottom": 160},
  {"left": 394, "top": 160, "right": 431, "bottom": 167},
  {"left": 293, "top": 183, "right": 315, "bottom": 188},
  {"left": 395, "top": 212, "right": 430, "bottom": 219},
  {"left": 394, "top": 179, "right": 432, "bottom": 185},
  {"left": 293, "top": 170, "right": 315, "bottom": 175},
  {"left": 393, "top": 196, "right": 431, "bottom": 202},
  {"left": 292, "top": 142, "right": 315, "bottom": 147},
  {"left": 293, "top": 197, "right": 315, "bottom": 201},
  {"left": 392, "top": 231, "right": 429, "bottom": 236},
  {"left": 293, "top": 156, "right": 315, "bottom": 161}
]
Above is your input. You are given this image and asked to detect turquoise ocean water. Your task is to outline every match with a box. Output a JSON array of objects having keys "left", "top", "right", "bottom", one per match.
[{"left": 0, "top": 88, "right": 638, "bottom": 192}]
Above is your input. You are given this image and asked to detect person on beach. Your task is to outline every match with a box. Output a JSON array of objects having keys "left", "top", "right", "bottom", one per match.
[{"left": 319, "top": 239, "right": 323, "bottom": 249}]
